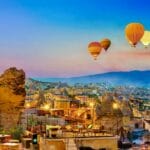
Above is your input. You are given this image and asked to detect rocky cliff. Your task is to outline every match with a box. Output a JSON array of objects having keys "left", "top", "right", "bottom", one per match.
[{"left": 0, "top": 67, "right": 26, "bottom": 129}]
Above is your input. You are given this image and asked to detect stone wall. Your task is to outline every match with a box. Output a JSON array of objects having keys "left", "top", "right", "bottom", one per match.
[{"left": 76, "top": 137, "right": 118, "bottom": 150}]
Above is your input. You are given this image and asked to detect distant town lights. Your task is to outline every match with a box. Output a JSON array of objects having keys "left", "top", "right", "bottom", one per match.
[
  {"left": 43, "top": 104, "right": 50, "bottom": 110},
  {"left": 89, "top": 102, "right": 94, "bottom": 108},
  {"left": 25, "top": 103, "right": 31, "bottom": 109},
  {"left": 113, "top": 103, "right": 119, "bottom": 110}
]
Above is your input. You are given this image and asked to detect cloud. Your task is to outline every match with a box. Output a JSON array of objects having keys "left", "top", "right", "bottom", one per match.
[
  {"left": 97, "top": 49, "right": 150, "bottom": 72},
  {"left": 1, "top": 48, "right": 150, "bottom": 77}
]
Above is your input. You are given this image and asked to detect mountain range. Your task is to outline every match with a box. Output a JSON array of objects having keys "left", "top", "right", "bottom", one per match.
[{"left": 33, "top": 70, "right": 150, "bottom": 87}]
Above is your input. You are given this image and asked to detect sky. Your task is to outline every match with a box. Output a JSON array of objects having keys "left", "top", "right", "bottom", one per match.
[{"left": 0, "top": 0, "right": 150, "bottom": 77}]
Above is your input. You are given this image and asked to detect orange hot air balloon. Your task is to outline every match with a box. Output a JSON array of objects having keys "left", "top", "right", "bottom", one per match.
[
  {"left": 88, "top": 42, "right": 102, "bottom": 60},
  {"left": 100, "top": 38, "right": 111, "bottom": 51},
  {"left": 125, "top": 23, "right": 144, "bottom": 47}
]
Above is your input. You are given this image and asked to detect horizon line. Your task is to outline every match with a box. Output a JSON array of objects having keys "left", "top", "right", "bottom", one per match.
[{"left": 29, "top": 69, "right": 150, "bottom": 79}]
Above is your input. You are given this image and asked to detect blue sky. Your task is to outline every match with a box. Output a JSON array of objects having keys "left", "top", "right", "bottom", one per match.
[{"left": 0, "top": 0, "right": 150, "bottom": 77}]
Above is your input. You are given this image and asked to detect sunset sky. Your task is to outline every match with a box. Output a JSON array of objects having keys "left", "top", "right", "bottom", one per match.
[{"left": 0, "top": 0, "right": 150, "bottom": 77}]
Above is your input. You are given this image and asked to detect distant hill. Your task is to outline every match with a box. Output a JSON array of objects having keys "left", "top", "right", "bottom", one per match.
[{"left": 33, "top": 70, "right": 150, "bottom": 87}]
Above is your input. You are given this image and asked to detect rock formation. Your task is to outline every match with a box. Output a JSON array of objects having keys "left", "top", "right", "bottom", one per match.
[{"left": 0, "top": 67, "right": 26, "bottom": 129}]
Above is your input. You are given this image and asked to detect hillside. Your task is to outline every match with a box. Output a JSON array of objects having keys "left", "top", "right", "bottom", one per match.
[{"left": 33, "top": 70, "right": 150, "bottom": 87}]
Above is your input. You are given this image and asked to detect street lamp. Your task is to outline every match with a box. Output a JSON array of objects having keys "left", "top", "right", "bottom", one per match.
[
  {"left": 89, "top": 102, "right": 95, "bottom": 125},
  {"left": 113, "top": 102, "right": 119, "bottom": 135},
  {"left": 25, "top": 102, "right": 31, "bottom": 129},
  {"left": 42, "top": 103, "right": 50, "bottom": 133}
]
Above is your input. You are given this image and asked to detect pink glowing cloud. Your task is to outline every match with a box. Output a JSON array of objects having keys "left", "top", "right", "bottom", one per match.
[
  {"left": 97, "top": 49, "right": 150, "bottom": 73},
  {"left": 0, "top": 49, "right": 150, "bottom": 77}
]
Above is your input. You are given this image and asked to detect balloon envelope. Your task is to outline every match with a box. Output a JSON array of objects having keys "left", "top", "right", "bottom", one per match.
[
  {"left": 88, "top": 42, "right": 102, "bottom": 60},
  {"left": 141, "top": 31, "right": 150, "bottom": 47},
  {"left": 125, "top": 23, "right": 144, "bottom": 47},
  {"left": 100, "top": 39, "right": 111, "bottom": 51}
]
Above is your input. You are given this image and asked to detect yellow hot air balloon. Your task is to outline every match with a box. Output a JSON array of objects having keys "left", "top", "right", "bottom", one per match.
[
  {"left": 125, "top": 23, "right": 144, "bottom": 47},
  {"left": 88, "top": 42, "right": 102, "bottom": 60},
  {"left": 100, "top": 38, "right": 111, "bottom": 51},
  {"left": 141, "top": 31, "right": 150, "bottom": 48}
]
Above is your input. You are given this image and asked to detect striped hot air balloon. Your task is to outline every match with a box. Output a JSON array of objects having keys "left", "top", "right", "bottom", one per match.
[
  {"left": 88, "top": 42, "right": 102, "bottom": 60},
  {"left": 125, "top": 23, "right": 144, "bottom": 47}
]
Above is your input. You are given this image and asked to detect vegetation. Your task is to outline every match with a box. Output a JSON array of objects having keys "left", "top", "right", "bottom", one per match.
[{"left": 0, "top": 125, "right": 24, "bottom": 140}]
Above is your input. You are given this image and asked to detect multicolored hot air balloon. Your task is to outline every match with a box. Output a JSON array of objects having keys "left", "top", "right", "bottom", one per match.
[
  {"left": 125, "top": 23, "right": 144, "bottom": 47},
  {"left": 141, "top": 31, "right": 150, "bottom": 48},
  {"left": 100, "top": 38, "right": 111, "bottom": 51},
  {"left": 88, "top": 42, "right": 102, "bottom": 60}
]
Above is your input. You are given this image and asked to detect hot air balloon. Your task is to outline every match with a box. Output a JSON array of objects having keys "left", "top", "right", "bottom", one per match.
[
  {"left": 125, "top": 23, "right": 144, "bottom": 47},
  {"left": 88, "top": 42, "right": 102, "bottom": 60},
  {"left": 141, "top": 31, "right": 150, "bottom": 48},
  {"left": 100, "top": 38, "right": 111, "bottom": 51}
]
